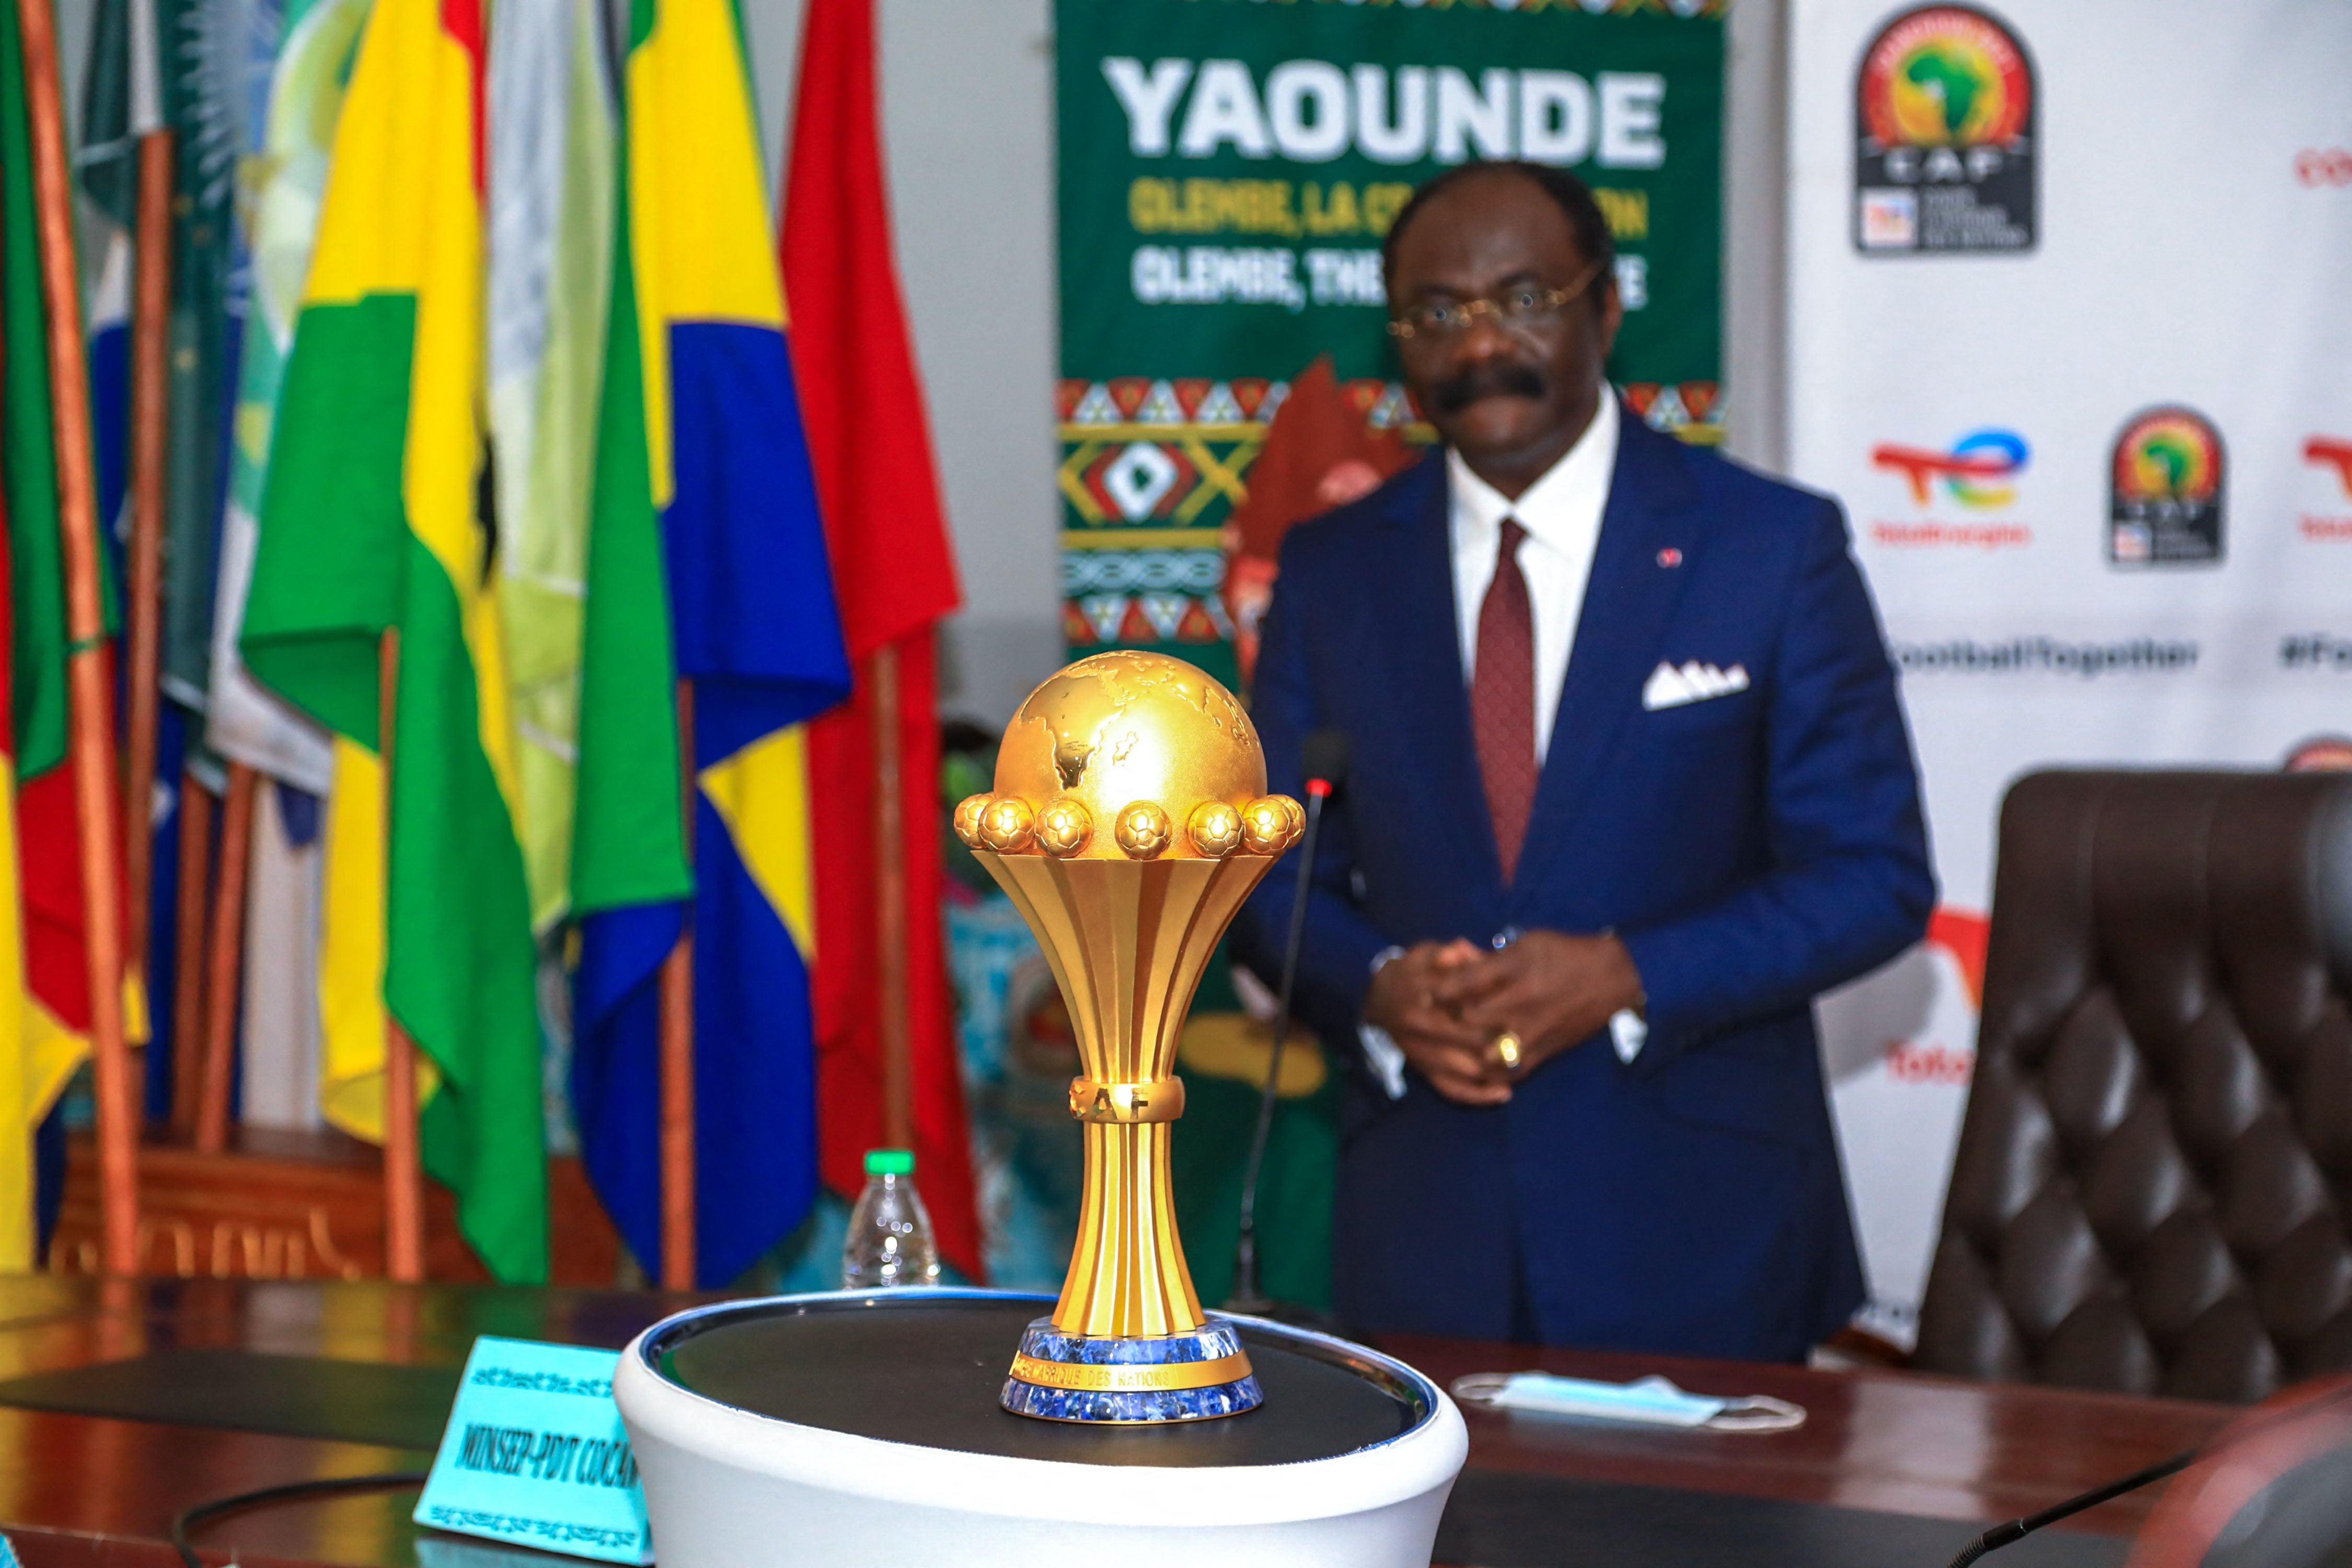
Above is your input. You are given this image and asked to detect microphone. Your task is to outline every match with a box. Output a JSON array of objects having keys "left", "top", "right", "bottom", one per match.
[{"left": 1226, "top": 728, "right": 1347, "bottom": 1323}]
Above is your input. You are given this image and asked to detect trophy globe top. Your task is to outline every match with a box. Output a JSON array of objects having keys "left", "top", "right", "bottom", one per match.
[{"left": 985, "top": 651, "right": 1275, "bottom": 861}]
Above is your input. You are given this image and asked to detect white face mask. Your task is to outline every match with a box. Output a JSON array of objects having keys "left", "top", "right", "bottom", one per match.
[{"left": 1449, "top": 1372, "right": 1807, "bottom": 1433}]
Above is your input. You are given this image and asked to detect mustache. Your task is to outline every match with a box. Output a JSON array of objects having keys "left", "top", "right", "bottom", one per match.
[{"left": 1431, "top": 361, "right": 1549, "bottom": 414}]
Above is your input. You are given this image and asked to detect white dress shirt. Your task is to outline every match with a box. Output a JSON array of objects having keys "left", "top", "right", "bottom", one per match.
[
  {"left": 1359, "top": 396, "right": 1647, "bottom": 1094},
  {"left": 1448, "top": 391, "right": 1618, "bottom": 765}
]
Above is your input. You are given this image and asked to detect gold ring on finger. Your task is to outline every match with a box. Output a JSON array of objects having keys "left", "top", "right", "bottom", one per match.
[{"left": 1493, "top": 1031, "right": 1524, "bottom": 1072}]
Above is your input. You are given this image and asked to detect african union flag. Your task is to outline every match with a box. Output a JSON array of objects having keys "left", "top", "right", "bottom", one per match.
[
  {"left": 241, "top": 0, "right": 547, "bottom": 1281},
  {"left": 570, "top": 0, "right": 850, "bottom": 1287}
]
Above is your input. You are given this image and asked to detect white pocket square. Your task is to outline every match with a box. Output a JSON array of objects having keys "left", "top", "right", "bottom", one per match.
[{"left": 1643, "top": 661, "right": 1749, "bottom": 711}]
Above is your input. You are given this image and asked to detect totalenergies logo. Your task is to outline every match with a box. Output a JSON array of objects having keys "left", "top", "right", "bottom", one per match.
[
  {"left": 1860, "top": 7, "right": 2033, "bottom": 149},
  {"left": 2114, "top": 411, "right": 2223, "bottom": 505},
  {"left": 2308, "top": 437, "right": 2352, "bottom": 499},
  {"left": 2301, "top": 437, "right": 2352, "bottom": 544},
  {"left": 1871, "top": 429, "right": 2028, "bottom": 509}
]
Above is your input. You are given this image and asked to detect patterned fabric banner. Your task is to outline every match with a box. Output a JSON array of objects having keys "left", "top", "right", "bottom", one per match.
[{"left": 1054, "top": 0, "right": 1725, "bottom": 685}]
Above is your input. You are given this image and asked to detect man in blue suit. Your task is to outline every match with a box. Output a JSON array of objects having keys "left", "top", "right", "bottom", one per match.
[{"left": 1232, "top": 162, "right": 1932, "bottom": 1362}]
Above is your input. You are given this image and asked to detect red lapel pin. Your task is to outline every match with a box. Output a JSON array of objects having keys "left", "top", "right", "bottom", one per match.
[{"left": 1657, "top": 547, "right": 1683, "bottom": 568}]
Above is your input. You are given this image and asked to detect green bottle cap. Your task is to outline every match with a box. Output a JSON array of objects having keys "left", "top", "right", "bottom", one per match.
[{"left": 864, "top": 1148, "right": 915, "bottom": 1177}]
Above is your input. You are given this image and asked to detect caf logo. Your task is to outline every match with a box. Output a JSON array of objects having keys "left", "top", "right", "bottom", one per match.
[
  {"left": 1853, "top": 5, "right": 2037, "bottom": 255},
  {"left": 2108, "top": 407, "right": 2226, "bottom": 568}
]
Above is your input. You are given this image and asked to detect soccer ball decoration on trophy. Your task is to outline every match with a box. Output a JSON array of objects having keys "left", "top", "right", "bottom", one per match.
[{"left": 955, "top": 650, "right": 1302, "bottom": 1424}]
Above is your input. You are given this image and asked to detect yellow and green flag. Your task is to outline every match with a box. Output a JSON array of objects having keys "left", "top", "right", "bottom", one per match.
[{"left": 242, "top": 0, "right": 546, "bottom": 1281}]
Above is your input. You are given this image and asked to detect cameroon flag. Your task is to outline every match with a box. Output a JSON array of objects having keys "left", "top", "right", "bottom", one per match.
[
  {"left": 4, "top": 0, "right": 135, "bottom": 1266},
  {"left": 242, "top": 0, "right": 546, "bottom": 1280}
]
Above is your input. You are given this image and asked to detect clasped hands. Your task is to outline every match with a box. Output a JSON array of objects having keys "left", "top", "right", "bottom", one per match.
[{"left": 1362, "top": 930, "right": 1643, "bottom": 1106}]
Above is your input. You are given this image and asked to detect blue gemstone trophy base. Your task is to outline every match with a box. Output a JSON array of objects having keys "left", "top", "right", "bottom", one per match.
[{"left": 1000, "top": 1315, "right": 1263, "bottom": 1423}]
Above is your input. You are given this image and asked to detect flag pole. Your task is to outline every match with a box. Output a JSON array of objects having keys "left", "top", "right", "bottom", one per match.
[
  {"left": 122, "top": 127, "right": 173, "bottom": 1011},
  {"left": 659, "top": 681, "right": 696, "bottom": 1289},
  {"left": 870, "top": 644, "right": 913, "bottom": 1152},
  {"left": 379, "top": 630, "right": 425, "bottom": 1281},
  {"left": 168, "top": 773, "right": 212, "bottom": 1136},
  {"left": 192, "top": 764, "right": 255, "bottom": 1152},
  {"left": 17, "top": 0, "right": 139, "bottom": 1272}
]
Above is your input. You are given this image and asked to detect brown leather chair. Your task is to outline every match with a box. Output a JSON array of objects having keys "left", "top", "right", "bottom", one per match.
[{"left": 1913, "top": 770, "right": 2352, "bottom": 1402}]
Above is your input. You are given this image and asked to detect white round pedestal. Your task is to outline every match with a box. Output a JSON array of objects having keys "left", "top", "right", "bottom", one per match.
[{"left": 616, "top": 1290, "right": 1466, "bottom": 1568}]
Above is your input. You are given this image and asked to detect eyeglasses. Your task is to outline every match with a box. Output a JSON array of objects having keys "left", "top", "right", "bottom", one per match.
[{"left": 1386, "top": 259, "right": 1608, "bottom": 342}]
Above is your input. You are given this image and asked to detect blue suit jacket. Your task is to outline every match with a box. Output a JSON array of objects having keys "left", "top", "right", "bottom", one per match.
[{"left": 1231, "top": 410, "right": 1933, "bottom": 1361}]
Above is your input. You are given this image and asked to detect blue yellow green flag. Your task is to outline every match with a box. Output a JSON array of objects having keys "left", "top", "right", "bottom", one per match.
[{"left": 569, "top": 0, "right": 849, "bottom": 1287}]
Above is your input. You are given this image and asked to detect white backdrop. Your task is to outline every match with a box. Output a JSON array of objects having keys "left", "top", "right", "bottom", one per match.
[{"left": 1786, "top": 0, "right": 2352, "bottom": 1344}]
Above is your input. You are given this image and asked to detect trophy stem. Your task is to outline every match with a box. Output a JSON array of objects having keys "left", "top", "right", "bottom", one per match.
[{"left": 1056, "top": 1121, "right": 1202, "bottom": 1339}]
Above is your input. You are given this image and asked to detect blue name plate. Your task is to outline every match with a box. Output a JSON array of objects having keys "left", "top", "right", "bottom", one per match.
[{"left": 413, "top": 1336, "right": 653, "bottom": 1565}]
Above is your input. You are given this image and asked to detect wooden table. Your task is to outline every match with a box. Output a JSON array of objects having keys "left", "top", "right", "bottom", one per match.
[{"left": 0, "top": 1277, "right": 2232, "bottom": 1568}]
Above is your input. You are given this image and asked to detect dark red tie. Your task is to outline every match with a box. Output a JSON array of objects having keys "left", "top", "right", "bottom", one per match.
[{"left": 1472, "top": 517, "right": 1538, "bottom": 882}]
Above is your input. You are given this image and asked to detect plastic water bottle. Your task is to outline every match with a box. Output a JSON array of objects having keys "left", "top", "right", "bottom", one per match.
[{"left": 841, "top": 1149, "right": 940, "bottom": 1289}]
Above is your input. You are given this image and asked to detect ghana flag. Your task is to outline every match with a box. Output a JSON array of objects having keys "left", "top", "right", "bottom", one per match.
[
  {"left": 241, "top": 0, "right": 546, "bottom": 1281},
  {"left": 570, "top": 0, "right": 850, "bottom": 1287}
]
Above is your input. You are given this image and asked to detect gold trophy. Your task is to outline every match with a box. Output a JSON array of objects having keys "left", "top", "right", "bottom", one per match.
[{"left": 955, "top": 651, "right": 1300, "bottom": 1423}]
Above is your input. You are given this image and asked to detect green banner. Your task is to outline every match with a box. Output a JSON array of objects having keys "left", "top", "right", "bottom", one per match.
[{"left": 1055, "top": 0, "right": 1726, "bottom": 685}]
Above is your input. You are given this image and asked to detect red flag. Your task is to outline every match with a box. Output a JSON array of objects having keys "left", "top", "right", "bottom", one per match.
[{"left": 781, "top": 0, "right": 978, "bottom": 1278}]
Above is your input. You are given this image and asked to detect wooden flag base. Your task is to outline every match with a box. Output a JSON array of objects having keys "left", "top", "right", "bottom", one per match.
[{"left": 45, "top": 1131, "right": 625, "bottom": 1284}]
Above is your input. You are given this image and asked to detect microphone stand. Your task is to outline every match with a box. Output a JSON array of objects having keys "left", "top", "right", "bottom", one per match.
[
  {"left": 1225, "top": 776, "right": 1328, "bottom": 1319},
  {"left": 1942, "top": 1378, "right": 2352, "bottom": 1568},
  {"left": 1944, "top": 1450, "right": 2197, "bottom": 1568}
]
